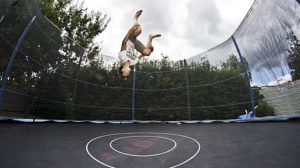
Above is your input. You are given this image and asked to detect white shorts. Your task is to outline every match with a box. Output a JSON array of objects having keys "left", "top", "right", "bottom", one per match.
[{"left": 118, "top": 40, "right": 140, "bottom": 66}]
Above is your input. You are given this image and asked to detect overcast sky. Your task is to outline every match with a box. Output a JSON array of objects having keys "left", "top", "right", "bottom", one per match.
[{"left": 83, "top": 0, "right": 255, "bottom": 61}]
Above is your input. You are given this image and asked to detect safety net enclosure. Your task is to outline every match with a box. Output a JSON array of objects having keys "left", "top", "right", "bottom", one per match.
[{"left": 0, "top": 0, "right": 300, "bottom": 121}]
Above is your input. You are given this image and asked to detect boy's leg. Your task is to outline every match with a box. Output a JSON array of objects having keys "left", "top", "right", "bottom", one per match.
[
  {"left": 120, "top": 10, "right": 143, "bottom": 52},
  {"left": 146, "top": 34, "right": 161, "bottom": 49},
  {"left": 142, "top": 34, "right": 161, "bottom": 56},
  {"left": 134, "top": 10, "right": 142, "bottom": 23},
  {"left": 120, "top": 39, "right": 127, "bottom": 51}
]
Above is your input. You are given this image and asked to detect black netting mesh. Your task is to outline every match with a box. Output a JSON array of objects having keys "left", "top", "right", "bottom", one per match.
[
  {"left": 0, "top": 0, "right": 299, "bottom": 121},
  {"left": 188, "top": 0, "right": 298, "bottom": 86}
]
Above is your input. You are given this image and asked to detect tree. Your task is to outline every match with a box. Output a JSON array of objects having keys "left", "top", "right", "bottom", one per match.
[
  {"left": 287, "top": 29, "right": 300, "bottom": 80},
  {"left": 34, "top": 0, "right": 110, "bottom": 119},
  {"left": 39, "top": 0, "right": 110, "bottom": 68},
  {"left": 222, "top": 54, "right": 252, "bottom": 81},
  {"left": 222, "top": 54, "right": 240, "bottom": 70}
]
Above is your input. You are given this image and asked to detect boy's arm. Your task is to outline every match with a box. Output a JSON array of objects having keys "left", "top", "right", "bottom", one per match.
[{"left": 138, "top": 54, "right": 144, "bottom": 59}]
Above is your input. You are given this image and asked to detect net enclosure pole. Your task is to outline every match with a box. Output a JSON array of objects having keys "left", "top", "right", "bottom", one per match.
[
  {"left": 0, "top": 15, "right": 5, "bottom": 24},
  {"left": 0, "top": 0, "right": 21, "bottom": 24},
  {"left": 231, "top": 36, "right": 255, "bottom": 116},
  {"left": 0, "top": 16, "right": 36, "bottom": 113},
  {"left": 131, "top": 65, "right": 136, "bottom": 120},
  {"left": 184, "top": 59, "right": 191, "bottom": 120}
]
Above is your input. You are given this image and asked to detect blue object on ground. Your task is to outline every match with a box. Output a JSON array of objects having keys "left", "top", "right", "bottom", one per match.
[{"left": 238, "top": 111, "right": 254, "bottom": 119}]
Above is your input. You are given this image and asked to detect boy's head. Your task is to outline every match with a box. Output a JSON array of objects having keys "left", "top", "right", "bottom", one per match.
[{"left": 119, "top": 63, "right": 131, "bottom": 80}]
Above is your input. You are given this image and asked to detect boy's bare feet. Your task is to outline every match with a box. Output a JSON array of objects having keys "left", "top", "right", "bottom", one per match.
[
  {"left": 150, "top": 34, "right": 162, "bottom": 39},
  {"left": 134, "top": 10, "right": 143, "bottom": 20}
]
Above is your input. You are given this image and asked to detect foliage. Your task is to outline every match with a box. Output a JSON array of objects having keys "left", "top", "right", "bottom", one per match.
[
  {"left": 255, "top": 102, "right": 275, "bottom": 117},
  {"left": 287, "top": 29, "right": 300, "bottom": 80},
  {"left": 36, "top": 0, "right": 110, "bottom": 118},
  {"left": 1, "top": 0, "right": 270, "bottom": 120},
  {"left": 0, "top": 0, "right": 110, "bottom": 119},
  {"left": 39, "top": 0, "right": 110, "bottom": 62}
]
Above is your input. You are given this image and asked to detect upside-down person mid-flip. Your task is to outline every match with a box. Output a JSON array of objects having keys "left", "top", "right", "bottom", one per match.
[{"left": 118, "top": 10, "right": 161, "bottom": 79}]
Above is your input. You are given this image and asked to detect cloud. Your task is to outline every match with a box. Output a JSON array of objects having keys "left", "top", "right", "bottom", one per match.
[
  {"left": 83, "top": 0, "right": 255, "bottom": 60},
  {"left": 185, "top": 0, "right": 228, "bottom": 49},
  {"left": 108, "top": 0, "right": 174, "bottom": 33},
  {"left": 267, "top": 74, "right": 292, "bottom": 86},
  {"left": 137, "top": 0, "right": 174, "bottom": 34}
]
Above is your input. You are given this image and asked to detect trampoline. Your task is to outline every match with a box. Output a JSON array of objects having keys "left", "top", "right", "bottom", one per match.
[
  {"left": 1, "top": 0, "right": 300, "bottom": 167},
  {"left": 0, "top": 121, "right": 300, "bottom": 168}
]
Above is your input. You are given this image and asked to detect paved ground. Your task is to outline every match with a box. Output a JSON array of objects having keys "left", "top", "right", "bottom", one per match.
[{"left": 0, "top": 122, "right": 299, "bottom": 168}]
